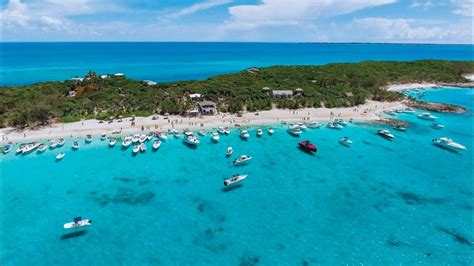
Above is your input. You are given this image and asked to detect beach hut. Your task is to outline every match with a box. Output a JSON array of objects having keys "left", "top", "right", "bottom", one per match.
[
  {"left": 197, "top": 101, "right": 217, "bottom": 115},
  {"left": 272, "top": 90, "right": 293, "bottom": 99}
]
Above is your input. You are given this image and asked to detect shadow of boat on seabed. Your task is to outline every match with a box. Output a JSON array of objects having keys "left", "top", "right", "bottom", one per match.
[
  {"left": 222, "top": 184, "right": 243, "bottom": 193},
  {"left": 60, "top": 230, "right": 87, "bottom": 240}
]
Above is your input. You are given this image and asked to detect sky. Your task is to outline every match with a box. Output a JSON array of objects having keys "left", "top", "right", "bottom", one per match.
[{"left": 0, "top": 0, "right": 473, "bottom": 43}]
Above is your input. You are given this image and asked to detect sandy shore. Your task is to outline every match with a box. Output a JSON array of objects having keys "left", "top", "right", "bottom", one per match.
[
  {"left": 386, "top": 82, "right": 440, "bottom": 92},
  {"left": 0, "top": 100, "right": 405, "bottom": 143}
]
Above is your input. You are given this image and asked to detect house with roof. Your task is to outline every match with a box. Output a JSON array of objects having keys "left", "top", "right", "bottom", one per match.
[
  {"left": 272, "top": 90, "right": 293, "bottom": 98},
  {"left": 197, "top": 100, "right": 217, "bottom": 115}
]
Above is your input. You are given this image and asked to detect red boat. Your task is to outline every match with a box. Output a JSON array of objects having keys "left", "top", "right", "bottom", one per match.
[{"left": 299, "top": 141, "right": 317, "bottom": 152}]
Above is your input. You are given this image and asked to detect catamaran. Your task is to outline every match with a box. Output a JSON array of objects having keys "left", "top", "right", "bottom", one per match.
[
  {"left": 224, "top": 174, "right": 248, "bottom": 186},
  {"left": 432, "top": 137, "right": 466, "bottom": 152},
  {"left": 240, "top": 130, "right": 250, "bottom": 140},
  {"left": 233, "top": 155, "right": 252, "bottom": 165},
  {"left": 418, "top": 112, "right": 437, "bottom": 121},
  {"left": 64, "top": 217, "right": 92, "bottom": 229},
  {"left": 377, "top": 129, "right": 394, "bottom": 139}
]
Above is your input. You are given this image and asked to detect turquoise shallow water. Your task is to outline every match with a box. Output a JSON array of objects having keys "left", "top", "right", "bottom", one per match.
[{"left": 1, "top": 88, "right": 473, "bottom": 265}]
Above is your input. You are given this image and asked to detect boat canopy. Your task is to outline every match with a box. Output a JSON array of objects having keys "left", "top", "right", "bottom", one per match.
[{"left": 74, "top": 217, "right": 82, "bottom": 223}]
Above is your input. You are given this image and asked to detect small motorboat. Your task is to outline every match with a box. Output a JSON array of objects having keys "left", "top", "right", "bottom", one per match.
[
  {"left": 139, "top": 143, "right": 147, "bottom": 152},
  {"left": 256, "top": 128, "right": 263, "bottom": 137},
  {"left": 431, "top": 123, "right": 445, "bottom": 130},
  {"left": 223, "top": 127, "right": 231, "bottom": 135},
  {"left": 297, "top": 123, "right": 308, "bottom": 131},
  {"left": 132, "top": 144, "right": 140, "bottom": 154},
  {"left": 299, "top": 140, "right": 317, "bottom": 152},
  {"left": 37, "top": 144, "right": 47, "bottom": 153},
  {"left": 327, "top": 122, "right": 343, "bottom": 130},
  {"left": 287, "top": 125, "right": 303, "bottom": 136},
  {"left": 3, "top": 144, "right": 11, "bottom": 154},
  {"left": 393, "top": 125, "right": 407, "bottom": 132},
  {"left": 16, "top": 144, "right": 25, "bottom": 154},
  {"left": 146, "top": 133, "right": 154, "bottom": 141},
  {"left": 22, "top": 142, "right": 40, "bottom": 154},
  {"left": 57, "top": 138, "right": 65, "bottom": 147},
  {"left": 152, "top": 140, "right": 161, "bottom": 150},
  {"left": 339, "top": 137, "right": 352, "bottom": 147},
  {"left": 109, "top": 138, "right": 117, "bottom": 147},
  {"left": 418, "top": 112, "right": 437, "bottom": 121},
  {"left": 217, "top": 127, "right": 226, "bottom": 135},
  {"left": 432, "top": 137, "right": 466, "bottom": 152},
  {"left": 85, "top": 135, "right": 93, "bottom": 143},
  {"left": 403, "top": 108, "right": 415, "bottom": 114},
  {"left": 377, "top": 129, "right": 394, "bottom": 139},
  {"left": 49, "top": 140, "right": 58, "bottom": 149},
  {"left": 198, "top": 130, "right": 206, "bottom": 136},
  {"left": 267, "top": 128, "right": 275, "bottom": 135},
  {"left": 240, "top": 130, "right": 250, "bottom": 140},
  {"left": 56, "top": 152, "right": 65, "bottom": 161},
  {"left": 233, "top": 155, "right": 252, "bottom": 165},
  {"left": 64, "top": 217, "right": 92, "bottom": 229},
  {"left": 72, "top": 141, "right": 80, "bottom": 150},
  {"left": 100, "top": 133, "right": 107, "bottom": 140},
  {"left": 138, "top": 134, "right": 147, "bottom": 143},
  {"left": 334, "top": 119, "right": 348, "bottom": 126},
  {"left": 157, "top": 132, "right": 168, "bottom": 141},
  {"left": 224, "top": 174, "right": 248, "bottom": 186},
  {"left": 226, "top": 147, "right": 233, "bottom": 157},
  {"left": 122, "top": 137, "right": 133, "bottom": 148},
  {"left": 308, "top": 121, "right": 320, "bottom": 128},
  {"left": 132, "top": 134, "right": 140, "bottom": 143},
  {"left": 172, "top": 130, "right": 181, "bottom": 138},
  {"left": 211, "top": 132, "right": 220, "bottom": 142},
  {"left": 183, "top": 132, "right": 200, "bottom": 145}
]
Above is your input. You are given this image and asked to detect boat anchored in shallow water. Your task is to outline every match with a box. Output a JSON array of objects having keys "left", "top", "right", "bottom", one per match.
[
  {"left": 3, "top": 144, "right": 11, "bottom": 154},
  {"left": 132, "top": 144, "right": 140, "bottom": 154},
  {"left": 122, "top": 137, "right": 133, "bottom": 148},
  {"left": 287, "top": 125, "right": 303, "bottom": 136},
  {"left": 64, "top": 217, "right": 92, "bottom": 229},
  {"left": 183, "top": 132, "right": 200, "bottom": 145},
  {"left": 432, "top": 137, "right": 466, "bottom": 152},
  {"left": 256, "top": 128, "right": 263, "bottom": 137},
  {"left": 224, "top": 174, "right": 248, "bottom": 186},
  {"left": 109, "top": 138, "right": 117, "bottom": 147},
  {"left": 418, "top": 112, "right": 437, "bottom": 121},
  {"left": 327, "top": 122, "right": 343, "bottom": 130},
  {"left": 233, "top": 155, "right": 252, "bottom": 165},
  {"left": 267, "top": 128, "right": 275, "bottom": 135},
  {"left": 56, "top": 152, "right": 65, "bottom": 161},
  {"left": 240, "top": 130, "right": 250, "bottom": 140},
  {"left": 393, "top": 125, "right": 407, "bottom": 132},
  {"left": 37, "top": 144, "right": 47, "bottom": 153},
  {"left": 299, "top": 140, "right": 317, "bottom": 152},
  {"left": 22, "top": 142, "right": 40, "bottom": 154},
  {"left": 85, "top": 135, "right": 93, "bottom": 143},
  {"left": 308, "top": 121, "right": 320, "bottom": 128},
  {"left": 339, "top": 137, "right": 352, "bottom": 147},
  {"left": 226, "top": 147, "right": 233, "bottom": 157},
  {"left": 431, "top": 123, "right": 445, "bottom": 130},
  {"left": 377, "top": 129, "right": 394, "bottom": 139},
  {"left": 72, "top": 141, "right": 80, "bottom": 150},
  {"left": 198, "top": 129, "right": 206, "bottom": 136},
  {"left": 211, "top": 132, "right": 220, "bottom": 142},
  {"left": 152, "top": 140, "right": 161, "bottom": 150},
  {"left": 156, "top": 131, "right": 168, "bottom": 141},
  {"left": 139, "top": 143, "right": 147, "bottom": 152}
]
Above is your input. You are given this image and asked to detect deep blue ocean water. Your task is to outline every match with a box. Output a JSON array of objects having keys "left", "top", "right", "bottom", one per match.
[
  {"left": 1, "top": 42, "right": 473, "bottom": 86},
  {"left": 1, "top": 88, "right": 473, "bottom": 265}
]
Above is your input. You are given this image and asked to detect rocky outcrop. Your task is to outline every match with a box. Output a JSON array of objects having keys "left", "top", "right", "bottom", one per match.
[{"left": 406, "top": 101, "right": 467, "bottom": 113}]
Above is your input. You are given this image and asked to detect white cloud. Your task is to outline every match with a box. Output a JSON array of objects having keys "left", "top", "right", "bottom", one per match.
[
  {"left": 224, "top": 0, "right": 397, "bottom": 30},
  {"left": 410, "top": 1, "right": 433, "bottom": 9},
  {"left": 450, "top": 0, "right": 473, "bottom": 16},
  {"left": 1, "top": 0, "right": 30, "bottom": 27},
  {"left": 168, "top": 0, "right": 234, "bottom": 18}
]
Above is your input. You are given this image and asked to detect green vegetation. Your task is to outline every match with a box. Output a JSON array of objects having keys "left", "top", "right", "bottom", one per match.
[{"left": 1, "top": 60, "right": 473, "bottom": 128}]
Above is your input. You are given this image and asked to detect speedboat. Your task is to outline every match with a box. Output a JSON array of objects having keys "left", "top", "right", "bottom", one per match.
[
  {"left": 139, "top": 134, "right": 147, "bottom": 143},
  {"left": 287, "top": 125, "right": 303, "bottom": 136},
  {"left": 327, "top": 122, "right": 343, "bottom": 130},
  {"left": 16, "top": 144, "right": 25, "bottom": 154},
  {"left": 139, "top": 143, "right": 147, "bottom": 152},
  {"left": 226, "top": 147, "right": 233, "bottom": 157},
  {"left": 49, "top": 140, "right": 58, "bottom": 149},
  {"left": 432, "top": 137, "right": 466, "bottom": 152},
  {"left": 431, "top": 123, "right": 445, "bottom": 130},
  {"left": 403, "top": 108, "right": 415, "bottom": 114},
  {"left": 85, "top": 135, "right": 93, "bottom": 143},
  {"left": 223, "top": 127, "right": 231, "bottom": 135},
  {"left": 233, "top": 155, "right": 252, "bottom": 165},
  {"left": 377, "top": 129, "right": 394, "bottom": 139},
  {"left": 132, "top": 144, "right": 140, "bottom": 154},
  {"left": 183, "top": 132, "right": 200, "bottom": 145},
  {"left": 334, "top": 119, "right": 348, "bottom": 126},
  {"left": 418, "top": 112, "right": 437, "bottom": 121},
  {"left": 109, "top": 138, "right": 117, "bottom": 147},
  {"left": 198, "top": 130, "right": 206, "bottom": 136},
  {"left": 308, "top": 121, "right": 320, "bottom": 128},
  {"left": 146, "top": 132, "right": 154, "bottom": 141},
  {"left": 299, "top": 140, "right": 317, "bottom": 152},
  {"left": 172, "top": 130, "right": 181, "bottom": 138},
  {"left": 22, "top": 142, "right": 40, "bottom": 154},
  {"left": 132, "top": 134, "right": 140, "bottom": 143},
  {"left": 297, "top": 123, "right": 308, "bottom": 131},
  {"left": 64, "top": 217, "right": 92, "bottom": 229},
  {"left": 37, "top": 144, "right": 47, "bottom": 153},
  {"left": 211, "top": 132, "right": 220, "bottom": 142},
  {"left": 339, "top": 137, "right": 352, "bottom": 147},
  {"left": 224, "top": 174, "right": 248, "bottom": 186},
  {"left": 240, "top": 130, "right": 250, "bottom": 140},
  {"left": 56, "top": 152, "right": 65, "bottom": 161},
  {"left": 217, "top": 127, "right": 226, "bottom": 135},
  {"left": 122, "top": 137, "right": 132, "bottom": 148},
  {"left": 157, "top": 132, "right": 168, "bottom": 141},
  {"left": 256, "top": 128, "right": 263, "bottom": 137},
  {"left": 152, "top": 140, "right": 161, "bottom": 150},
  {"left": 393, "top": 125, "right": 407, "bottom": 132},
  {"left": 72, "top": 141, "right": 80, "bottom": 150},
  {"left": 3, "top": 145, "right": 11, "bottom": 154},
  {"left": 267, "top": 128, "right": 275, "bottom": 135},
  {"left": 100, "top": 133, "right": 107, "bottom": 140},
  {"left": 57, "top": 138, "right": 65, "bottom": 147}
]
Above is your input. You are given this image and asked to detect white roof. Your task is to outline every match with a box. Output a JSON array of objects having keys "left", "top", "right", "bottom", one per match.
[
  {"left": 100, "top": 75, "right": 108, "bottom": 79},
  {"left": 71, "top": 77, "right": 83, "bottom": 81},
  {"left": 114, "top": 73, "right": 124, "bottom": 76},
  {"left": 189, "top": 93, "right": 202, "bottom": 98},
  {"left": 144, "top": 80, "right": 157, "bottom": 85}
]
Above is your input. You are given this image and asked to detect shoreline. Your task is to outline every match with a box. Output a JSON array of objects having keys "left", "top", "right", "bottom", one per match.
[
  {"left": 386, "top": 80, "right": 474, "bottom": 92},
  {"left": 0, "top": 100, "right": 404, "bottom": 144}
]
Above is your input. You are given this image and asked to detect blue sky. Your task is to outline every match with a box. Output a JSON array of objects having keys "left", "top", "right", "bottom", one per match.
[{"left": 1, "top": 0, "right": 473, "bottom": 43}]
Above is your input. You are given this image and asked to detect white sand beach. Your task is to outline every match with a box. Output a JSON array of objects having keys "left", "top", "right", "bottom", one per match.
[
  {"left": 0, "top": 100, "right": 405, "bottom": 143},
  {"left": 386, "top": 82, "right": 440, "bottom": 92}
]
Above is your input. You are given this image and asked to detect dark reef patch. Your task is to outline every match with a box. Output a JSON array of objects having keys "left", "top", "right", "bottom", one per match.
[
  {"left": 386, "top": 236, "right": 410, "bottom": 248},
  {"left": 398, "top": 191, "right": 446, "bottom": 206},
  {"left": 88, "top": 188, "right": 155, "bottom": 206},
  {"left": 436, "top": 226, "right": 472, "bottom": 246},
  {"left": 239, "top": 255, "right": 260, "bottom": 266},
  {"left": 114, "top": 177, "right": 134, "bottom": 183},
  {"left": 60, "top": 230, "right": 87, "bottom": 240},
  {"left": 193, "top": 227, "right": 227, "bottom": 253}
]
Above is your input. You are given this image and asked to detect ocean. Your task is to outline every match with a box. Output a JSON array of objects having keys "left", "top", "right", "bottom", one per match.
[
  {"left": 1, "top": 88, "right": 473, "bottom": 265},
  {"left": 1, "top": 42, "right": 473, "bottom": 86}
]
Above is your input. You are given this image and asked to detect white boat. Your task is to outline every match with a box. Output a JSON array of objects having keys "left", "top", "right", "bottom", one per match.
[
  {"left": 393, "top": 125, "right": 407, "bottom": 132},
  {"left": 339, "top": 137, "right": 353, "bottom": 146},
  {"left": 377, "top": 129, "right": 394, "bottom": 139},
  {"left": 57, "top": 138, "right": 65, "bottom": 147},
  {"left": 172, "top": 130, "right": 181, "bottom": 138},
  {"left": 139, "top": 134, "right": 147, "bottom": 143},
  {"left": 297, "top": 123, "right": 307, "bottom": 131},
  {"left": 63, "top": 217, "right": 92, "bottom": 229},
  {"left": 152, "top": 140, "right": 161, "bottom": 150},
  {"left": 224, "top": 174, "right": 248, "bottom": 186},
  {"left": 72, "top": 141, "right": 80, "bottom": 150},
  {"left": 267, "top": 128, "right": 275, "bottom": 135},
  {"left": 109, "top": 138, "right": 117, "bottom": 147},
  {"left": 308, "top": 121, "right": 320, "bottom": 128},
  {"left": 22, "top": 142, "right": 40, "bottom": 154},
  {"left": 384, "top": 110, "right": 396, "bottom": 116},
  {"left": 139, "top": 143, "right": 147, "bottom": 152},
  {"left": 184, "top": 132, "right": 200, "bottom": 145},
  {"left": 157, "top": 132, "right": 168, "bottom": 141},
  {"left": 132, "top": 144, "right": 140, "bottom": 154},
  {"left": 3, "top": 145, "right": 11, "bottom": 154},
  {"left": 211, "top": 132, "right": 220, "bottom": 142},
  {"left": 49, "top": 140, "right": 58, "bottom": 149},
  {"left": 240, "top": 130, "right": 250, "bottom": 140},
  {"left": 223, "top": 127, "right": 231, "bottom": 135},
  {"left": 432, "top": 137, "right": 466, "bottom": 152},
  {"left": 256, "top": 128, "right": 263, "bottom": 137},
  {"left": 56, "top": 152, "right": 65, "bottom": 161},
  {"left": 198, "top": 130, "right": 206, "bottom": 136},
  {"left": 335, "top": 119, "right": 348, "bottom": 126},
  {"left": 233, "top": 155, "right": 252, "bottom": 165},
  {"left": 122, "top": 137, "right": 133, "bottom": 148},
  {"left": 403, "top": 108, "right": 415, "bottom": 113},
  {"left": 37, "top": 144, "right": 47, "bottom": 153},
  {"left": 16, "top": 144, "right": 26, "bottom": 154},
  {"left": 132, "top": 134, "right": 140, "bottom": 143},
  {"left": 85, "top": 135, "right": 93, "bottom": 143},
  {"left": 418, "top": 112, "right": 437, "bottom": 121},
  {"left": 431, "top": 123, "right": 445, "bottom": 129},
  {"left": 217, "top": 127, "right": 226, "bottom": 135},
  {"left": 226, "top": 147, "right": 233, "bottom": 157},
  {"left": 146, "top": 133, "right": 154, "bottom": 141},
  {"left": 327, "top": 122, "right": 343, "bottom": 130},
  {"left": 100, "top": 133, "right": 107, "bottom": 140},
  {"left": 287, "top": 125, "right": 303, "bottom": 136}
]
